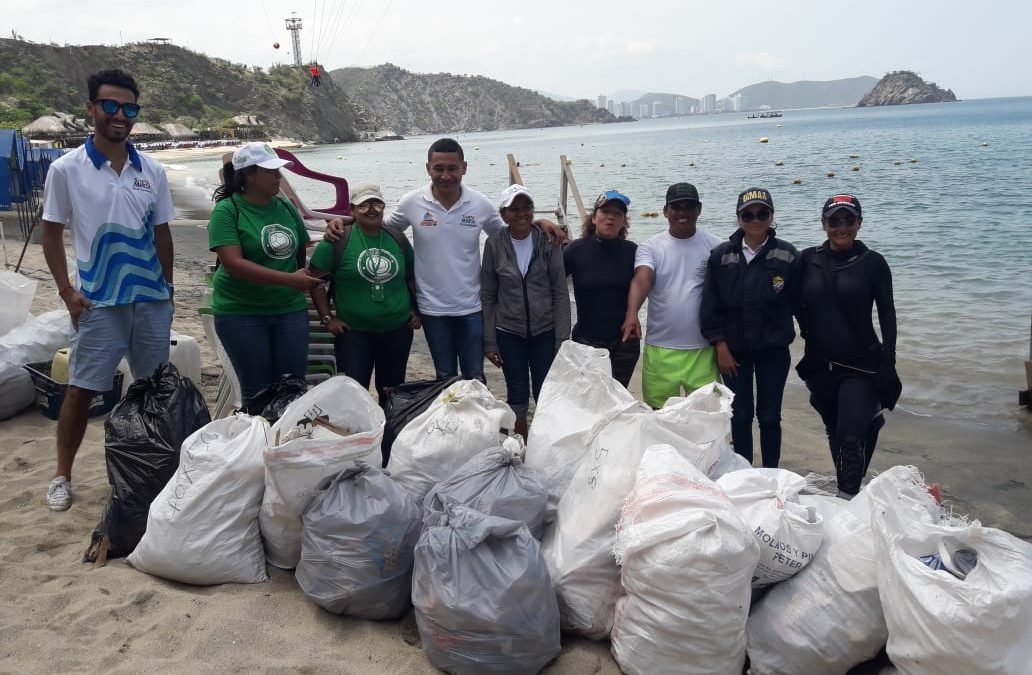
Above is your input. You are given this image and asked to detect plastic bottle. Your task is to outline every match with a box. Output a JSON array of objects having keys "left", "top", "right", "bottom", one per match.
[{"left": 51, "top": 348, "right": 70, "bottom": 384}]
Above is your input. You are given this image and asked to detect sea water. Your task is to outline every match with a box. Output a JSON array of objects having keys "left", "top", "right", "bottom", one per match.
[{"left": 172, "top": 97, "right": 1032, "bottom": 431}]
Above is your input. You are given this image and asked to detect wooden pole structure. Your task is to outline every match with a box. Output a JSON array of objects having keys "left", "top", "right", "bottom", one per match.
[
  {"left": 506, "top": 154, "right": 523, "bottom": 186},
  {"left": 559, "top": 155, "right": 587, "bottom": 223},
  {"left": 1023, "top": 314, "right": 1032, "bottom": 410}
]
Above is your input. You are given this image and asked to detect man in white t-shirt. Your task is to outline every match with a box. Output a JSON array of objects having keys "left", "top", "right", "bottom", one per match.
[
  {"left": 40, "top": 69, "right": 176, "bottom": 511},
  {"left": 622, "top": 182, "right": 721, "bottom": 408},
  {"left": 384, "top": 138, "right": 564, "bottom": 381}
]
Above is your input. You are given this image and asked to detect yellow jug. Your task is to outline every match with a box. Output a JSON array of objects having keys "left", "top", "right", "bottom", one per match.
[{"left": 51, "top": 348, "right": 70, "bottom": 384}]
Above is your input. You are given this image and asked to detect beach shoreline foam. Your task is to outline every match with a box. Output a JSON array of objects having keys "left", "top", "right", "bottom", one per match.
[{"left": 0, "top": 219, "right": 1028, "bottom": 673}]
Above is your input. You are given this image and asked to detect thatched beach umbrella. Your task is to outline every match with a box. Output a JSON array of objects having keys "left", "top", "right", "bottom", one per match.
[
  {"left": 161, "top": 123, "right": 197, "bottom": 139},
  {"left": 21, "top": 114, "right": 82, "bottom": 139}
]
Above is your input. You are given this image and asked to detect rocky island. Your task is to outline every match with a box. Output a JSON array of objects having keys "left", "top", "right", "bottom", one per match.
[{"left": 857, "top": 70, "right": 957, "bottom": 107}]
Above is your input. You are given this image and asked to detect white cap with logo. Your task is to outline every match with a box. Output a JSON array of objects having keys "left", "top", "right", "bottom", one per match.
[
  {"left": 499, "top": 184, "right": 534, "bottom": 209},
  {"left": 232, "top": 142, "right": 293, "bottom": 171}
]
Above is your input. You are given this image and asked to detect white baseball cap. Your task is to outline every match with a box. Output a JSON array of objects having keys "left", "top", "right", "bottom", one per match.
[
  {"left": 232, "top": 142, "right": 293, "bottom": 171},
  {"left": 499, "top": 184, "right": 534, "bottom": 208}
]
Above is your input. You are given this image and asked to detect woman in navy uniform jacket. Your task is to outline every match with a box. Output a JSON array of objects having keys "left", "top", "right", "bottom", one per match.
[{"left": 701, "top": 188, "right": 800, "bottom": 468}]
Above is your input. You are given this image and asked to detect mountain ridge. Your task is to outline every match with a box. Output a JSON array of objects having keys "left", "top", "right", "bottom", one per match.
[{"left": 329, "top": 64, "right": 616, "bottom": 135}]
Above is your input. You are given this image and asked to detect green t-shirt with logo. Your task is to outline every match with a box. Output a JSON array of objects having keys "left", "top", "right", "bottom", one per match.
[
  {"left": 208, "top": 195, "right": 309, "bottom": 315},
  {"left": 309, "top": 227, "right": 413, "bottom": 332}
]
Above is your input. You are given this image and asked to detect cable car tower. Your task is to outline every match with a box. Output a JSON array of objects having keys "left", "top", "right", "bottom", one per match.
[{"left": 284, "top": 15, "right": 303, "bottom": 68}]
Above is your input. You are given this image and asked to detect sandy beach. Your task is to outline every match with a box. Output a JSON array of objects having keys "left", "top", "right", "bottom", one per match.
[{"left": 1, "top": 218, "right": 1029, "bottom": 674}]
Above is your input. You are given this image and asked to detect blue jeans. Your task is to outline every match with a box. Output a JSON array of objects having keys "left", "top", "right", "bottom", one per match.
[
  {"left": 721, "top": 346, "right": 791, "bottom": 468},
  {"left": 214, "top": 310, "right": 310, "bottom": 405},
  {"left": 496, "top": 329, "right": 556, "bottom": 417},
  {"left": 334, "top": 325, "right": 414, "bottom": 405},
  {"left": 421, "top": 311, "right": 485, "bottom": 381}
]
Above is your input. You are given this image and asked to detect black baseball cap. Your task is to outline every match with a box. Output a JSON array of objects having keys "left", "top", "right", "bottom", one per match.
[
  {"left": 736, "top": 187, "right": 774, "bottom": 213},
  {"left": 822, "top": 194, "right": 862, "bottom": 218},
  {"left": 665, "top": 182, "right": 700, "bottom": 206}
]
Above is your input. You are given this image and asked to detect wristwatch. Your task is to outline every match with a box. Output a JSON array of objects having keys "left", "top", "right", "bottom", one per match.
[{"left": 320, "top": 314, "right": 332, "bottom": 326}]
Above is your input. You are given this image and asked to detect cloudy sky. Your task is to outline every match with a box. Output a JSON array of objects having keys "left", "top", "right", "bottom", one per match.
[{"left": 5, "top": 0, "right": 1028, "bottom": 100}]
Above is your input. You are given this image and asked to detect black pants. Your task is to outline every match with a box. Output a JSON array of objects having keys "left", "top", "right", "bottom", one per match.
[
  {"left": 722, "top": 346, "right": 791, "bottom": 468},
  {"left": 573, "top": 336, "right": 640, "bottom": 388},
  {"left": 804, "top": 367, "right": 885, "bottom": 495},
  {"left": 333, "top": 325, "right": 413, "bottom": 405}
]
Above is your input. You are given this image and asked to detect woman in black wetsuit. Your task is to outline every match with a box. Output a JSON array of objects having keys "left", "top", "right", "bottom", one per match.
[
  {"left": 795, "top": 194, "right": 897, "bottom": 499},
  {"left": 562, "top": 190, "right": 639, "bottom": 387}
]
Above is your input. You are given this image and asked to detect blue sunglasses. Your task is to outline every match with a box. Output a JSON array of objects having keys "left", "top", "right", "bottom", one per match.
[{"left": 94, "top": 98, "right": 141, "bottom": 118}]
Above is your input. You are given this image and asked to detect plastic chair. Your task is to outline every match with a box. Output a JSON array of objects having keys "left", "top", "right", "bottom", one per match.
[{"left": 274, "top": 148, "right": 351, "bottom": 221}]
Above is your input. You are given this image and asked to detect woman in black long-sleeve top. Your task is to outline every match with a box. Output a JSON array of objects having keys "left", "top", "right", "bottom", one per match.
[
  {"left": 701, "top": 188, "right": 801, "bottom": 468},
  {"left": 794, "top": 194, "right": 898, "bottom": 499}
]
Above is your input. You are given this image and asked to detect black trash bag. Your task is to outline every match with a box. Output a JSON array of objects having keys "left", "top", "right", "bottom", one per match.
[
  {"left": 412, "top": 502, "right": 561, "bottom": 674},
  {"left": 296, "top": 462, "right": 422, "bottom": 619},
  {"left": 84, "top": 362, "right": 211, "bottom": 563},
  {"left": 424, "top": 442, "right": 549, "bottom": 539},
  {"left": 380, "top": 377, "right": 460, "bottom": 467},
  {"left": 243, "top": 374, "right": 308, "bottom": 424}
]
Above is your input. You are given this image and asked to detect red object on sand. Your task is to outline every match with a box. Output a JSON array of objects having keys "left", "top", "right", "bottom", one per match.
[{"left": 927, "top": 483, "right": 943, "bottom": 504}]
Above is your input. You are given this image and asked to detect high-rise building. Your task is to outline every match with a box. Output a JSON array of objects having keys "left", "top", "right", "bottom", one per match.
[
  {"left": 639, "top": 103, "right": 650, "bottom": 118},
  {"left": 702, "top": 94, "right": 717, "bottom": 114},
  {"left": 652, "top": 100, "right": 662, "bottom": 117},
  {"left": 675, "top": 97, "right": 688, "bottom": 115},
  {"left": 597, "top": 94, "right": 608, "bottom": 110},
  {"left": 607, "top": 99, "right": 615, "bottom": 114},
  {"left": 621, "top": 101, "right": 634, "bottom": 117},
  {"left": 730, "top": 93, "right": 743, "bottom": 112}
]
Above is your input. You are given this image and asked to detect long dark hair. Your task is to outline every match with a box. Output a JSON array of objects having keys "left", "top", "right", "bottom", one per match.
[{"left": 212, "top": 162, "right": 255, "bottom": 202}]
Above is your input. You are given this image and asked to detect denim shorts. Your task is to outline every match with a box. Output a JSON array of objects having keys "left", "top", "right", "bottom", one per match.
[{"left": 69, "top": 301, "right": 173, "bottom": 392}]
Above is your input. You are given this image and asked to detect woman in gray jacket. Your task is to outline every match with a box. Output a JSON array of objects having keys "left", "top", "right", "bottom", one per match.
[{"left": 482, "top": 184, "right": 572, "bottom": 439}]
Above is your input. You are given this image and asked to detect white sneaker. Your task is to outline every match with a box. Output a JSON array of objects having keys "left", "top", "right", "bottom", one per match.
[{"left": 46, "top": 476, "right": 72, "bottom": 511}]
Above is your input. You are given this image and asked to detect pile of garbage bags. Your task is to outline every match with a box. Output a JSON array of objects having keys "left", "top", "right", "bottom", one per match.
[{"left": 106, "top": 342, "right": 1031, "bottom": 675}]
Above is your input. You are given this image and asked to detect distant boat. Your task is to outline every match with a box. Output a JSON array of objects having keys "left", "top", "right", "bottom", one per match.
[
  {"left": 373, "top": 133, "right": 404, "bottom": 141},
  {"left": 747, "top": 111, "right": 783, "bottom": 119}
]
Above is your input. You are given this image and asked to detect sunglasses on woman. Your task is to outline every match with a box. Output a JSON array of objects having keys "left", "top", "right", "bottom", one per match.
[
  {"left": 93, "top": 98, "right": 141, "bottom": 118},
  {"left": 826, "top": 214, "right": 858, "bottom": 227},
  {"left": 740, "top": 208, "right": 771, "bottom": 222},
  {"left": 355, "top": 201, "right": 385, "bottom": 213}
]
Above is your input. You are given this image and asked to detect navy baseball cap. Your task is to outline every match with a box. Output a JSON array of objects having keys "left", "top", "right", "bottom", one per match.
[
  {"left": 736, "top": 187, "right": 774, "bottom": 213},
  {"left": 822, "top": 194, "right": 862, "bottom": 218}
]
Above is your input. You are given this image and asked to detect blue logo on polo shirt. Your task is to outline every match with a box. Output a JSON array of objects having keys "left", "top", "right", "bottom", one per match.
[
  {"left": 419, "top": 211, "right": 437, "bottom": 227},
  {"left": 460, "top": 214, "right": 476, "bottom": 227}
]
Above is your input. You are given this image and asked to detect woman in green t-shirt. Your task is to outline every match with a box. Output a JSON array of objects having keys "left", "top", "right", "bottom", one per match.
[
  {"left": 208, "top": 142, "right": 321, "bottom": 409},
  {"left": 309, "top": 183, "right": 420, "bottom": 407}
]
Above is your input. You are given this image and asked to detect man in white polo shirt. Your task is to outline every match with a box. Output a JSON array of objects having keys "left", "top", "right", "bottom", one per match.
[
  {"left": 40, "top": 69, "right": 175, "bottom": 511},
  {"left": 621, "top": 182, "right": 721, "bottom": 408},
  {"left": 385, "top": 138, "right": 565, "bottom": 381}
]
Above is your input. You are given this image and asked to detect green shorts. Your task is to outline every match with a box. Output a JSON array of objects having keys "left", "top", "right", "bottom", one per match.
[{"left": 642, "top": 344, "right": 719, "bottom": 409}]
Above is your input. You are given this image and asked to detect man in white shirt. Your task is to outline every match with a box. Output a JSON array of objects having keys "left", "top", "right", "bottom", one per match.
[
  {"left": 621, "top": 182, "right": 721, "bottom": 408},
  {"left": 385, "top": 138, "right": 564, "bottom": 381},
  {"left": 40, "top": 69, "right": 176, "bottom": 511}
]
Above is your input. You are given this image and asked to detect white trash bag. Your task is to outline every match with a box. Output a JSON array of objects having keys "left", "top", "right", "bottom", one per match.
[
  {"left": 386, "top": 378, "right": 514, "bottom": 504},
  {"left": 0, "top": 309, "right": 70, "bottom": 364},
  {"left": 128, "top": 414, "right": 270, "bottom": 584},
  {"left": 542, "top": 382, "right": 732, "bottom": 639},
  {"left": 0, "top": 360, "right": 36, "bottom": 421},
  {"left": 0, "top": 270, "right": 37, "bottom": 338},
  {"left": 717, "top": 468, "right": 824, "bottom": 587},
  {"left": 869, "top": 470, "right": 1032, "bottom": 675},
  {"left": 524, "top": 340, "right": 637, "bottom": 509},
  {"left": 296, "top": 462, "right": 422, "bottom": 619},
  {"left": 746, "top": 466, "right": 940, "bottom": 675},
  {"left": 260, "top": 376, "right": 385, "bottom": 569},
  {"left": 611, "top": 445, "right": 759, "bottom": 675}
]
